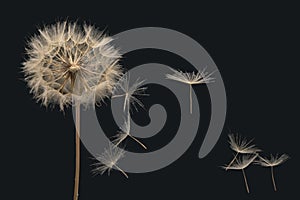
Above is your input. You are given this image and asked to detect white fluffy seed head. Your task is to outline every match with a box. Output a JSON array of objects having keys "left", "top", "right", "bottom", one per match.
[
  {"left": 112, "top": 72, "right": 148, "bottom": 112},
  {"left": 166, "top": 68, "right": 215, "bottom": 85},
  {"left": 23, "top": 21, "right": 123, "bottom": 110},
  {"left": 223, "top": 154, "right": 258, "bottom": 170},
  {"left": 92, "top": 143, "right": 125, "bottom": 176},
  {"left": 228, "top": 134, "right": 261, "bottom": 154},
  {"left": 256, "top": 154, "right": 289, "bottom": 167}
]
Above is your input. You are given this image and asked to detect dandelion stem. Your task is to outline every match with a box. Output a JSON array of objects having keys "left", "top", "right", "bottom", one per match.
[
  {"left": 189, "top": 84, "right": 192, "bottom": 114},
  {"left": 271, "top": 166, "right": 277, "bottom": 191},
  {"left": 128, "top": 134, "right": 147, "bottom": 150},
  {"left": 73, "top": 103, "right": 80, "bottom": 200},
  {"left": 123, "top": 93, "right": 128, "bottom": 111},
  {"left": 127, "top": 106, "right": 130, "bottom": 126},
  {"left": 242, "top": 169, "right": 250, "bottom": 193},
  {"left": 226, "top": 152, "right": 239, "bottom": 171},
  {"left": 115, "top": 164, "right": 128, "bottom": 178},
  {"left": 112, "top": 94, "right": 126, "bottom": 98}
]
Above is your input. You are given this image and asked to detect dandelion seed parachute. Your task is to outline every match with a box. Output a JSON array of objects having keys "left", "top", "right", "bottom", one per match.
[
  {"left": 92, "top": 143, "right": 128, "bottom": 178},
  {"left": 166, "top": 68, "right": 215, "bottom": 85},
  {"left": 228, "top": 134, "right": 261, "bottom": 154},
  {"left": 113, "top": 118, "right": 147, "bottom": 149},
  {"left": 223, "top": 154, "right": 258, "bottom": 170},
  {"left": 112, "top": 72, "right": 148, "bottom": 112},
  {"left": 223, "top": 154, "right": 258, "bottom": 193},
  {"left": 166, "top": 68, "right": 214, "bottom": 113},
  {"left": 255, "top": 154, "right": 289, "bottom": 191},
  {"left": 23, "top": 21, "right": 123, "bottom": 110},
  {"left": 256, "top": 154, "right": 289, "bottom": 167},
  {"left": 225, "top": 134, "right": 261, "bottom": 170}
]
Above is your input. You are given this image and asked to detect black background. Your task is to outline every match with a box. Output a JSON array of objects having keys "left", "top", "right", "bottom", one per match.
[{"left": 5, "top": 1, "right": 299, "bottom": 200}]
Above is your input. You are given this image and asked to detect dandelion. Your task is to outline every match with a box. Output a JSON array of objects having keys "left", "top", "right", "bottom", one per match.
[
  {"left": 113, "top": 117, "right": 147, "bottom": 149},
  {"left": 22, "top": 21, "right": 122, "bottom": 200},
  {"left": 23, "top": 21, "right": 122, "bottom": 109},
  {"left": 226, "top": 134, "right": 261, "bottom": 170},
  {"left": 223, "top": 154, "right": 258, "bottom": 193},
  {"left": 92, "top": 143, "right": 128, "bottom": 178},
  {"left": 166, "top": 68, "right": 214, "bottom": 114},
  {"left": 255, "top": 154, "right": 289, "bottom": 191},
  {"left": 112, "top": 72, "right": 148, "bottom": 112}
]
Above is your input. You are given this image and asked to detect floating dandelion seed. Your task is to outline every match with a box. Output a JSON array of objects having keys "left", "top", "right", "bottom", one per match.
[
  {"left": 226, "top": 134, "right": 261, "bottom": 170},
  {"left": 166, "top": 68, "right": 214, "bottom": 114},
  {"left": 223, "top": 154, "right": 258, "bottom": 193},
  {"left": 255, "top": 154, "right": 289, "bottom": 191},
  {"left": 22, "top": 21, "right": 122, "bottom": 200},
  {"left": 111, "top": 72, "right": 148, "bottom": 149},
  {"left": 112, "top": 72, "right": 148, "bottom": 112},
  {"left": 113, "top": 117, "right": 147, "bottom": 149},
  {"left": 92, "top": 143, "right": 128, "bottom": 178}
]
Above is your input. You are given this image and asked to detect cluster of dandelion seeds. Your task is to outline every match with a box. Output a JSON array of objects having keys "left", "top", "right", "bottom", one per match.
[
  {"left": 23, "top": 21, "right": 122, "bottom": 110},
  {"left": 223, "top": 133, "right": 289, "bottom": 193},
  {"left": 92, "top": 73, "right": 149, "bottom": 178},
  {"left": 111, "top": 72, "right": 148, "bottom": 149},
  {"left": 225, "top": 134, "right": 261, "bottom": 170}
]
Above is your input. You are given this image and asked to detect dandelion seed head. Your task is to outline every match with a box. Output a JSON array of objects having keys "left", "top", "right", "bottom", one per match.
[
  {"left": 256, "top": 154, "right": 289, "bottom": 167},
  {"left": 112, "top": 72, "right": 148, "bottom": 111},
  {"left": 228, "top": 134, "right": 261, "bottom": 154},
  {"left": 224, "top": 154, "right": 258, "bottom": 170},
  {"left": 23, "top": 21, "right": 122, "bottom": 110},
  {"left": 92, "top": 143, "right": 125, "bottom": 176},
  {"left": 166, "top": 68, "right": 215, "bottom": 85}
]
